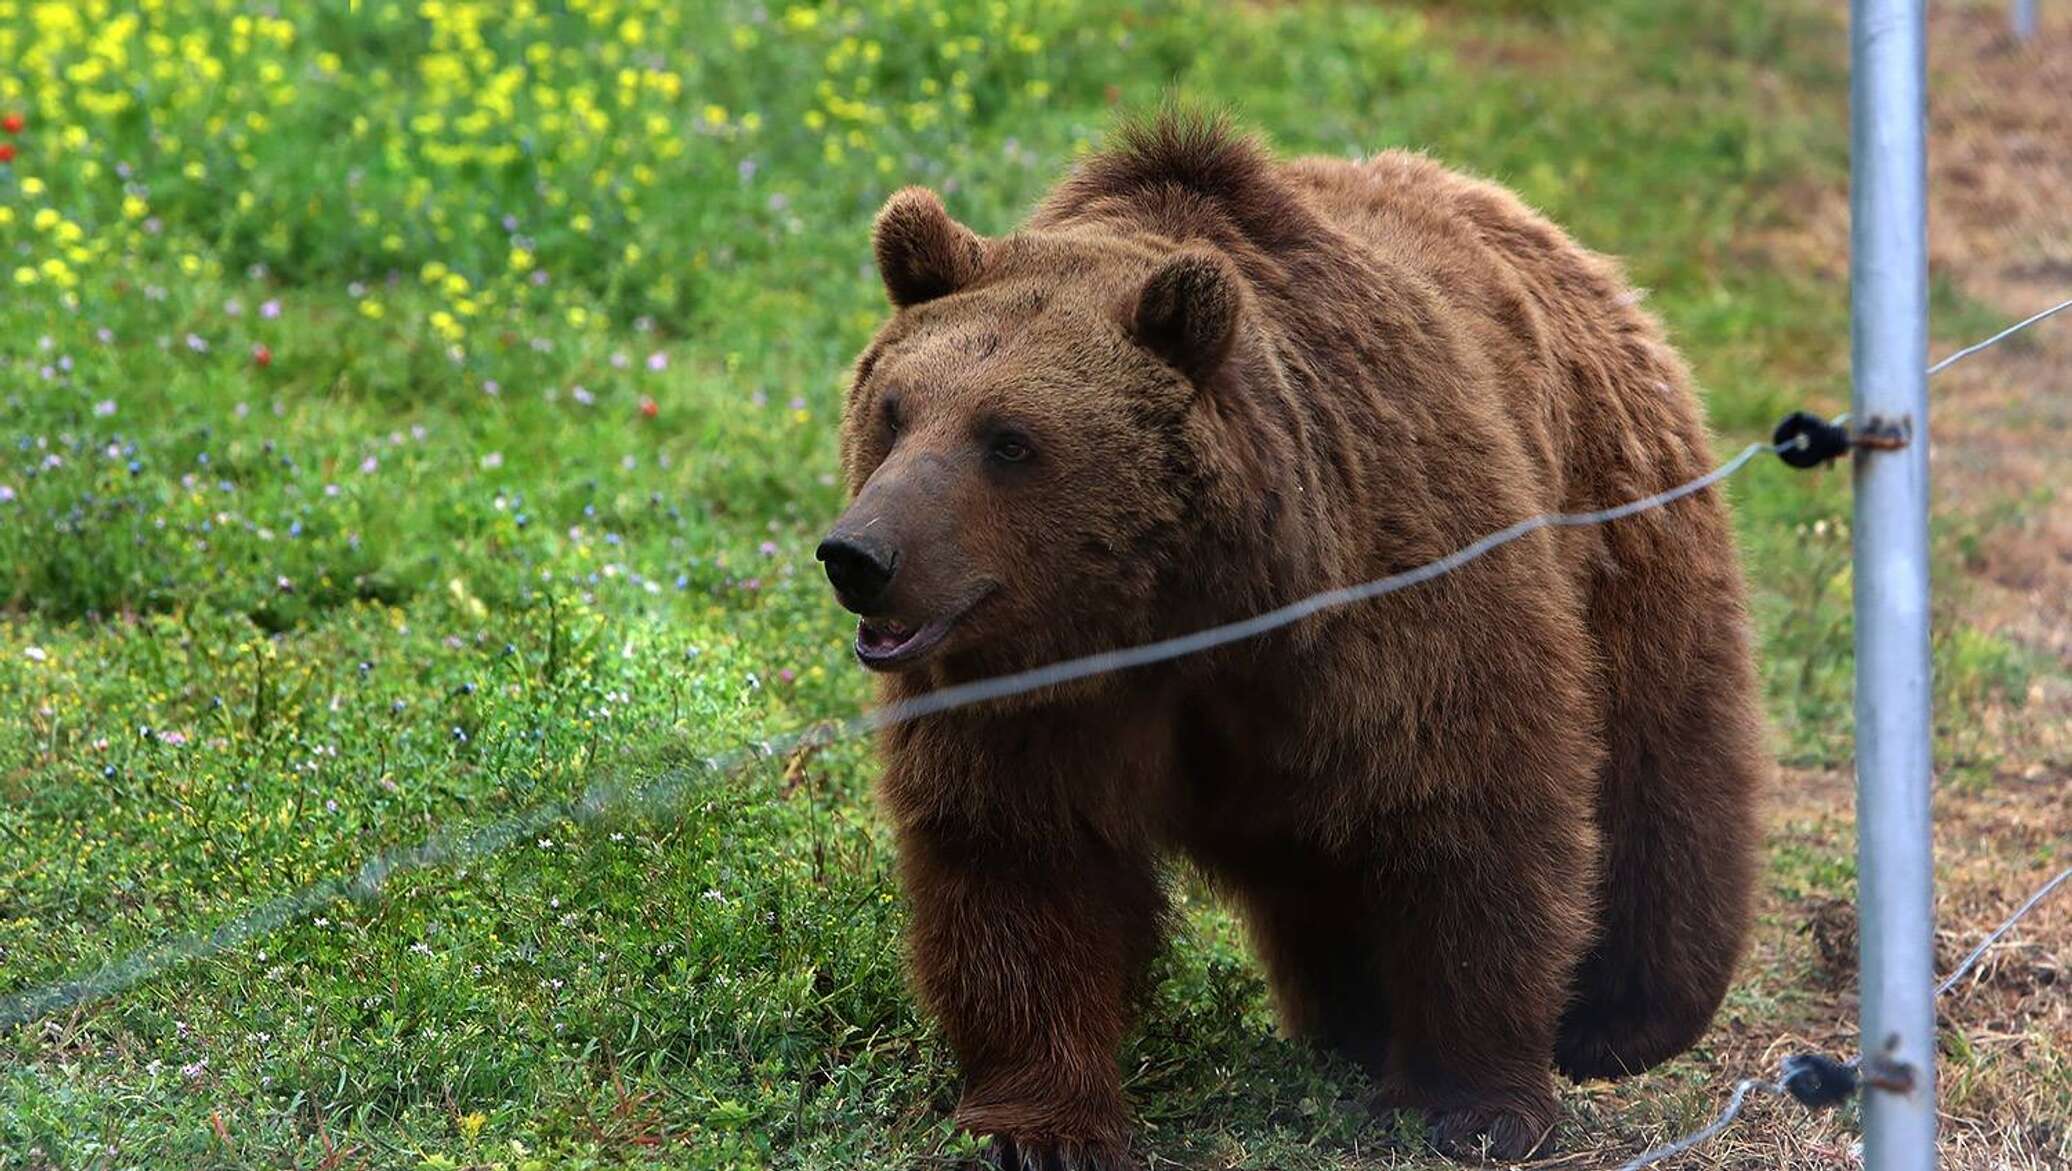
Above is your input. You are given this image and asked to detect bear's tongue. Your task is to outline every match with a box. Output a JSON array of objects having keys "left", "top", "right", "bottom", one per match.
[{"left": 858, "top": 619, "right": 915, "bottom": 655}]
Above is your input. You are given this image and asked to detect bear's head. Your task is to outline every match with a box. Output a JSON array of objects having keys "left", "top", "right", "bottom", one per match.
[{"left": 819, "top": 186, "right": 1250, "bottom": 680}]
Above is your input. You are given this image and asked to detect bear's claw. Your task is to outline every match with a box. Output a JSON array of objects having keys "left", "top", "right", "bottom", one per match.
[
  {"left": 986, "top": 1135, "right": 1137, "bottom": 1171},
  {"left": 1427, "top": 1101, "right": 1556, "bottom": 1162}
]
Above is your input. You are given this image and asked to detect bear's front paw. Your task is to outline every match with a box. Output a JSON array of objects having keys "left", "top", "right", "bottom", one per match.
[
  {"left": 985, "top": 1134, "right": 1138, "bottom": 1171},
  {"left": 1427, "top": 1100, "right": 1556, "bottom": 1162}
]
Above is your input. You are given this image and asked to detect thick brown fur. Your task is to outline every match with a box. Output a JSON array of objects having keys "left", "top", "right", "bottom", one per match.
[{"left": 824, "top": 112, "right": 1768, "bottom": 1167}]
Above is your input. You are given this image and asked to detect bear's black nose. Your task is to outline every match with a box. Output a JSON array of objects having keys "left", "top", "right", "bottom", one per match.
[{"left": 816, "top": 535, "right": 897, "bottom": 612}]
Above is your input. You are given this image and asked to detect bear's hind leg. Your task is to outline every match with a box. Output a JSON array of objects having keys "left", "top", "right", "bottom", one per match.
[
  {"left": 1227, "top": 865, "right": 1393, "bottom": 1076},
  {"left": 1554, "top": 684, "right": 1763, "bottom": 1080},
  {"left": 1373, "top": 797, "right": 1597, "bottom": 1160},
  {"left": 1555, "top": 435, "right": 1767, "bottom": 1081}
]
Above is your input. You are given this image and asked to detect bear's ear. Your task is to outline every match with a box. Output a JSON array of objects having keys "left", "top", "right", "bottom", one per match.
[
  {"left": 1131, "top": 248, "right": 1240, "bottom": 387},
  {"left": 872, "top": 187, "right": 986, "bottom": 309}
]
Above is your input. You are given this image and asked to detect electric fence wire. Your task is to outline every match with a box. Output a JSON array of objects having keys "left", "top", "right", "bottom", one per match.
[{"left": 1, "top": 442, "right": 1778, "bottom": 1030}]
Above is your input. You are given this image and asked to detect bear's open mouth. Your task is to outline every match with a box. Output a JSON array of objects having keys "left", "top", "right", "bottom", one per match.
[
  {"left": 854, "top": 615, "right": 954, "bottom": 669},
  {"left": 853, "top": 588, "right": 991, "bottom": 671}
]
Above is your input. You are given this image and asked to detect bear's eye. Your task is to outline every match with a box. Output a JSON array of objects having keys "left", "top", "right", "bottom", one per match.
[
  {"left": 988, "top": 433, "right": 1034, "bottom": 464},
  {"left": 881, "top": 396, "right": 903, "bottom": 434}
]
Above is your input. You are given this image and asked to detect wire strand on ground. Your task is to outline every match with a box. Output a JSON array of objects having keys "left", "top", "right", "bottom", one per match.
[
  {"left": 1936, "top": 865, "right": 2072, "bottom": 996},
  {"left": 1616, "top": 1078, "right": 1785, "bottom": 1171}
]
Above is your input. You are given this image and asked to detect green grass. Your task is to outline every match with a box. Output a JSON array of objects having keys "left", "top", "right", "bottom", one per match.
[{"left": 0, "top": 0, "right": 2044, "bottom": 1167}]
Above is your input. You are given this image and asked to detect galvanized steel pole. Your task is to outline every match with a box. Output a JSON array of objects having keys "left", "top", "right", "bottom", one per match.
[{"left": 1850, "top": 1, "right": 1938, "bottom": 1169}]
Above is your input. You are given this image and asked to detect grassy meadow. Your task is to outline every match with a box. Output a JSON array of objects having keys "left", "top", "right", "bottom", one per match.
[{"left": 0, "top": 0, "right": 2055, "bottom": 1167}]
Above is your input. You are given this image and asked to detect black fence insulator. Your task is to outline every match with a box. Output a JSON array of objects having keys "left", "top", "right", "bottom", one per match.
[
  {"left": 1773, "top": 411, "right": 1853, "bottom": 468},
  {"left": 1780, "top": 1052, "right": 1859, "bottom": 1108}
]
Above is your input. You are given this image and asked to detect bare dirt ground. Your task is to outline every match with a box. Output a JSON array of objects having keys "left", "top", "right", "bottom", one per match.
[{"left": 1660, "top": 4, "right": 2071, "bottom": 1168}]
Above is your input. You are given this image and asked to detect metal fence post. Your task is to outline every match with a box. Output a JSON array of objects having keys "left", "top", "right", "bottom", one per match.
[
  {"left": 1850, "top": 1, "right": 1938, "bottom": 1169},
  {"left": 2012, "top": 0, "right": 2037, "bottom": 41}
]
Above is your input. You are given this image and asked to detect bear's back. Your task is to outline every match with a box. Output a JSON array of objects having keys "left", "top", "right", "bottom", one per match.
[{"left": 1279, "top": 150, "right": 1719, "bottom": 519}]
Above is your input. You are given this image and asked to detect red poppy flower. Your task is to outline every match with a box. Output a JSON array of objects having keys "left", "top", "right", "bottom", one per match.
[
  {"left": 639, "top": 396, "right": 658, "bottom": 418},
  {"left": 252, "top": 343, "right": 273, "bottom": 368},
  {"left": 0, "top": 143, "right": 14, "bottom": 164},
  {"left": 0, "top": 113, "right": 22, "bottom": 134}
]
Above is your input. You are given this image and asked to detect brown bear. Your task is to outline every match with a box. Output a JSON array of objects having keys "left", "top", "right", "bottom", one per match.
[{"left": 817, "top": 112, "right": 1766, "bottom": 1167}]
